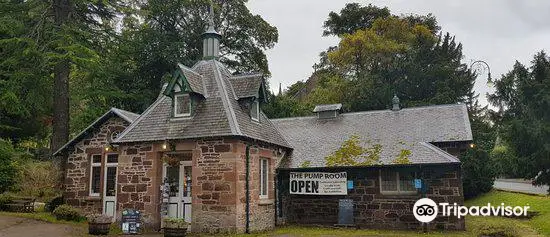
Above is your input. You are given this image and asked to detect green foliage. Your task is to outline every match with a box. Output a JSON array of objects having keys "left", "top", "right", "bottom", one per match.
[
  {"left": 45, "top": 196, "right": 64, "bottom": 213},
  {"left": 163, "top": 218, "right": 189, "bottom": 228},
  {"left": 325, "top": 135, "right": 381, "bottom": 167},
  {"left": 52, "top": 204, "right": 82, "bottom": 221},
  {"left": 267, "top": 4, "right": 475, "bottom": 117},
  {"left": 475, "top": 221, "right": 519, "bottom": 237},
  {"left": 299, "top": 161, "right": 311, "bottom": 168},
  {"left": 15, "top": 161, "right": 60, "bottom": 199},
  {"left": 490, "top": 145, "right": 520, "bottom": 178},
  {"left": 0, "top": 139, "right": 18, "bottom": 193},
  {"left": 0, "top": 193, "right": 14, "bottom": 211},
  {"left": 461, "top": 148, "right": 496, "bottom": 199},
  {"left": 488, "top": 51, "right": 550, "bottom": 188},
  {"left": 392, "top": 149, "right": 411, "bottom": 164}
]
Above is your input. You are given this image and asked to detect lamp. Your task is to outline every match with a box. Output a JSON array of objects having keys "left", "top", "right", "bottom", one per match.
[{"left": 470, "top": 60, "right": 492, "bottom": 87}]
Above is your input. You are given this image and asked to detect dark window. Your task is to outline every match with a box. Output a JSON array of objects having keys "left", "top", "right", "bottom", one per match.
[
  {"left": 105, "top": 167, "right": 117, "bottom": 197},
  {"left": 107, "top": 154, "right": 118, "bottom": 163},
  {"left": 380, "top": 170, "right": 416, "bottom": 194},
  {"left": 91, "top": 166, "right": 101, "bottom": 194},
  {"left": 90, "top": 154, "right": 102, "bottom": 196},
  {"left": 174, "top": 94, "right": 191, "bottom": 117}
]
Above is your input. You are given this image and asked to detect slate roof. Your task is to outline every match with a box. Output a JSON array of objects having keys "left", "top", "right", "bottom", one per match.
[
  {"left": 271, "top": 104, "right": 472, "bottom": 168},
  {"left": 114, "top": 60, "right": 291, "bottom": 149},
  {"left": 178, "top": 64, "right": 207, "bottom": 97},
  {"left": 229, "top": 73, "right": 263, "bottom": 99},
  {"left": 53, "top": 108, "right": 140, "bottom": 156}
]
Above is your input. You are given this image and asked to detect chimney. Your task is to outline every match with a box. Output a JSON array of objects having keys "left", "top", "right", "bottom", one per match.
[
  {"left": 313, "top": 103, "right": 342, "bottom": 119},
  {"left": 392, "top": 94, "right": 400, "bottom": 111},
  {"left": 202, "top": 2, "right": 221, "bottom": 59}
]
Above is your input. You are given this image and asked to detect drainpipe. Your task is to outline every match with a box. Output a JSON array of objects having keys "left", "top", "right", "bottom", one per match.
[{"left": 245, "top": 145, "right": 250, "bottom": 234}]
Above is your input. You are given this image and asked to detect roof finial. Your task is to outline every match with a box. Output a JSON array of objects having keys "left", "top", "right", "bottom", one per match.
[
  {"left": 207, "top": 1, "right": 215, "bottom": 31},
  {"left": 392, "top": 94, "right": 400, "bottom": 111},
  {"left": 202, "top": 0, "right": 221, "bottom": 59}
]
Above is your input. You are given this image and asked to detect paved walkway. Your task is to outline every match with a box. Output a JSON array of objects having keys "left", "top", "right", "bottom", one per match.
[
  {"left": 0, "top": 216, "right": 84, "bottom": 237},
  {"left": 494, "top": 179, "right": 549, "bottom": 195}
]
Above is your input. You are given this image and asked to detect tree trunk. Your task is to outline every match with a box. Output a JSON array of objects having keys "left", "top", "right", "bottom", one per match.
[{"left": 51, "top": 0, "right": 71, "bottom": 187}]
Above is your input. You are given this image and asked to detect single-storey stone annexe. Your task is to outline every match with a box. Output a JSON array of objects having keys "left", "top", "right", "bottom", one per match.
[{"left": 54, "top": 7, "right": 473, "bottom": 234}]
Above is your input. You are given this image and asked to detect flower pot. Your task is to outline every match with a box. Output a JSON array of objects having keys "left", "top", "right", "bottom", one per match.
[
  {"left": 88, "top": 222, "right": 110, "bottom": 235},
  {"left": 164, "top": 227, "right": 188, "bottom": 237}
]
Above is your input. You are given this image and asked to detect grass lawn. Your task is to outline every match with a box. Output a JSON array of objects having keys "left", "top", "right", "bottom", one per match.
[
  {"left": 219, "top": 190, "right": 549, "bottom": 237},
  {"left": 466, "top": 190, "right": 550, "bottom": 236},
  {"left": 0, "top": 190, "right": 547, "bottom": 236}
]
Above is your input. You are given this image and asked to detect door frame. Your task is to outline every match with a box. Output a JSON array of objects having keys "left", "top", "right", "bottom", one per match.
[
  {"left": 162, "top": 160, "right": 192, "bottom": 221},
  {"left": 102, "top": 153, "right": 118, "bottom": 220}
]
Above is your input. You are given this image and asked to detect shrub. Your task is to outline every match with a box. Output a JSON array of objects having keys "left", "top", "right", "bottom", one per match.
[
  {"left": 163, "top": 218, "right": 189, "bottom": 229},
  {"left": 0, "top": 193, "right": 14, "bottom": 211},
  {"left": 52, "top": 204, "right": 82, "bottom": 221},
  {"left": 16, "top": 161, "right": 60, "bottom": 199},
  {"left": 45, "top": 196, "right": 64, "bottom": 212},
  {"left": 0, "top": 139, "right": 19, "bottom": 193},
  {"left": 87, "top": 213, "right": 112, "bottom": 224},
  {"left": 462, "top": 148, "right": 496, "bottom": 199}
]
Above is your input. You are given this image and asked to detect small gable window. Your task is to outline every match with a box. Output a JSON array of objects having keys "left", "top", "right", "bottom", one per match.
[
  {"left": 251, "top": 99, "right": 260, "bottom": 122},
  {"left": 174, "top": 94, "right": 191, "bottom": 117}
]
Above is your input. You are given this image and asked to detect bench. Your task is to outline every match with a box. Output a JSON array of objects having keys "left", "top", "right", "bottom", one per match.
[{"left": 5, "top": 197, "right": 35, "bottom": 213}]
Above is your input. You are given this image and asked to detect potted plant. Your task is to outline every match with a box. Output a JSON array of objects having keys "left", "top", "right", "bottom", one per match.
[
  {"left": 163, "top": 218, "right": 188, "bottom": 237},
  {"left": 87, "top": 213, "right": 112, "bottom": 235}
]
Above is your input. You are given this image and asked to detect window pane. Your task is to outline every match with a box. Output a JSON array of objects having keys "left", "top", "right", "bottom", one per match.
[
  {"left": 107, "top": 154, "right": 118, "bottom": 163},
  {"left": 176, "top": 95, "right": 191, "bottom": 115},
  {"left": 251, "top": 101, "right": 259, "bottom": 121},
  {"left": 105, "top": 167, "right": 117, "bottom": 196},
  {"left": 260, "top": 159, "right": 268, "bottom": 196},
  {"left": 91, "top": 167, "right": 101, "bottom": 194},
  {"left": 167, "top": 166, "right": 180, "bottom": 197},
  {"left": 92, "top": 155, "right": 101, "bottom": 163},
  {"left": 399, "top": 171, "right": 416, "bottom": 192},
  {"left": 381, "top": 170, "right": 398, "bottom": 191},
  {"left": 183, "top": 166, "right": 192, "bottom": 197}
]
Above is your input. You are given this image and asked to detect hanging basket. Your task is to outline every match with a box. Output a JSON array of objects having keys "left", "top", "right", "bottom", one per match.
[{"left": 162, "top": 154, "right": 180, "bottom": 167}]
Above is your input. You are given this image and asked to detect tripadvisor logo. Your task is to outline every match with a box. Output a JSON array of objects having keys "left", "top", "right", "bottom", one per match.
[{"left": 413, "top": 198, "right": 530, "bottom": 223}]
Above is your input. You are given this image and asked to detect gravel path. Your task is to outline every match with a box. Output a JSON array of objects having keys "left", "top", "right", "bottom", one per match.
[{"left": 0, "top": 216, "right": 84, "bottom": 237}]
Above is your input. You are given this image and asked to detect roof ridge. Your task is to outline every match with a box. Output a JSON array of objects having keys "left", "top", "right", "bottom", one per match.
[
  {"left": 231, "top": 73, "right": 262, "bottom": 79},
  {"left": 111, "top": 107, "right": 139, "bottom": 122},
  {"left": 213, "top": 60, "right": 242, "bottom": 135},
  {"left": 178, "top": 63, "right": 202, "bottom": 77},
  {"left": 420, "top": 142, "right": 461, "bottom": 163},
  {"left": 114, "top": 96, "right": 167, "bottom": 143},
  {"left": 271, "top": 103, "right": 468, "bottom": 121}
]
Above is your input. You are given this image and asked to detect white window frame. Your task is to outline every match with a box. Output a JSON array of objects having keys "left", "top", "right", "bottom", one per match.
[
  {"left": 174, "top": 94, "right": 191, "bottom": 117},
  {"left": 89, "top": 154, "right": 102, "bottom": 197},
  {"left": 259, "top": 158, "right": 269, "bottom": 199},
  {"left": 251, "top": 100, "right": 260, "bottom": 122},
  {"left": 379, "top": 170, "right": 417, "bottom": 195}
]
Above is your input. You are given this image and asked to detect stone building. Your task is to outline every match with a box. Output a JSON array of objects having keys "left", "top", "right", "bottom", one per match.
[
  {"left": 272, "top": 103, "right": 472, "bottom": 230},
  {"left": 54, "top": 6, "right": 473, "bottom": 234},
  {"left": 55, "top": 7, "right": 290, "bottom": 233}
]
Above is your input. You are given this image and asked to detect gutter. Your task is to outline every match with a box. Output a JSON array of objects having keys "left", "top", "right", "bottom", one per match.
[{"left": 245, "top": 145, "right": 250, "bottom": 234}]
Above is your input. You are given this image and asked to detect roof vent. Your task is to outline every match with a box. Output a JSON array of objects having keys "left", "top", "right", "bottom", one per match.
[
  {"left": 392, "top": 94, "right": 400, "bottom": 111},
  {"left": 313, "top": 103, "right": 342, "bottom": 119}
]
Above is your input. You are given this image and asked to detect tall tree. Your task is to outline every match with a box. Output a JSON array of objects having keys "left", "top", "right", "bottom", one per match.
[{"left": 489, "top": 51, "right": 550, "bottom": 191}]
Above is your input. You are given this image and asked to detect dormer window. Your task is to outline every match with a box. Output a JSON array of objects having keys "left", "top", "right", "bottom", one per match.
[
  {"left": 174, "top": 94, "right": 191, "bottom": 117},
  {"left": 251, "top": 99, "right": 260, "bottom": 122}
]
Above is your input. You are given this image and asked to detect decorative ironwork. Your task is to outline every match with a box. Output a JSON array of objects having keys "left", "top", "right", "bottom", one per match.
[{"left": 470, "top": 60, "right": 493, "bottom": 87}]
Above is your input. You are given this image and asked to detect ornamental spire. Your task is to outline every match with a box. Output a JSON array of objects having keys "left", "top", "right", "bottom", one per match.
[{"left": 202, "top": 1, "right": 221, "bottom": 59}]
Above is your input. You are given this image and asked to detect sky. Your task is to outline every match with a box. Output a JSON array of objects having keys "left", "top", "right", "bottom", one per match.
[{"left": 246, "top": 0, "right": 550, "bottom": 106}]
